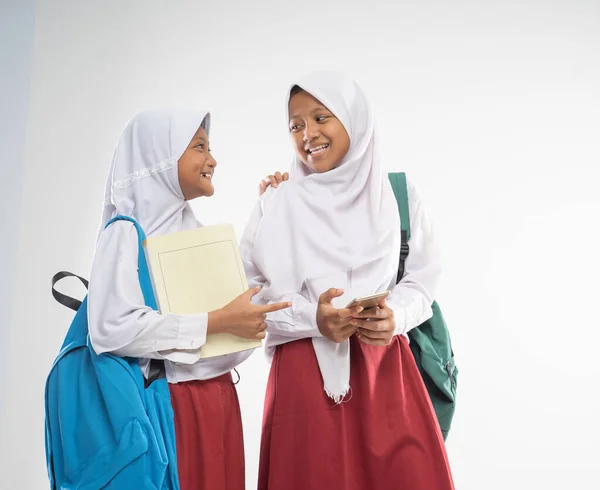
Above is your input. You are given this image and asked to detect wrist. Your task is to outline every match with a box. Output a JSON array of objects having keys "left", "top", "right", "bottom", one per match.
[
  {"left": 316, "top": 315, "right": 326, "bottom": 336},
  {"left": 208, "top": 308, "right": 229, "bottom": 335}
]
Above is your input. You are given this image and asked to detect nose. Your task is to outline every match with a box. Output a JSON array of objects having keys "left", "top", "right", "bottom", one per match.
[
  {"left": 303, "top": 121, "right": 320, "bottom": 143},
  {"left": 207, "top": 152, "right": 217, "bottom": 168}
]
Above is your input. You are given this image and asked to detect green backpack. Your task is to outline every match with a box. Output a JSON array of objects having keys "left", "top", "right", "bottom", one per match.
[{"left": 388, "top": 172, "right": 458, "bottom": 441}]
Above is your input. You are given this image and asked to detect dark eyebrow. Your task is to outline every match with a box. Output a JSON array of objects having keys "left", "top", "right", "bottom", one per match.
[
  {"left": 289, "top": 105, "right": 331, "bottom": 120},
  {"left": 312, "top": 105, "right": 330, "bottom": 114}
]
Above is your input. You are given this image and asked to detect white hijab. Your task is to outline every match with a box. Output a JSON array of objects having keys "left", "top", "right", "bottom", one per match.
[
  {"left": 98, "top": 108, "right": 210, "bottom": 240},
  {"left": 252, "top": 72, "right": 401, "bottom": 402}
]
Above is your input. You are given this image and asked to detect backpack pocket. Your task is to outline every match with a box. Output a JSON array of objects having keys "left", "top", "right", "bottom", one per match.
[
  {"left": 64, "top": 417, "right": 150, "bottom": 489},
  {"left": 408, "top": 302, "right": 457, "bottom": 440}
]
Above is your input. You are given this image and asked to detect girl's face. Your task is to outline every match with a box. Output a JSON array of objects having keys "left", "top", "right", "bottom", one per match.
[
  {"left": 178, "top": 126, "right": 216, "bottom": 200},
  {"left": 288, "top": 90, "right": 350, "bottom": 173}
]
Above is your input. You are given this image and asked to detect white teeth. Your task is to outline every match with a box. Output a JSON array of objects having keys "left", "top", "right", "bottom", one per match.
[{"left": 308, "top": 144, "right": 328, "bottom": 154}]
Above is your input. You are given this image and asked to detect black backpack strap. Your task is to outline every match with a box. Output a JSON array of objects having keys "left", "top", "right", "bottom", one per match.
[
  {"left": 398, "top": 232, "right": 409, "bottom": 283},
  {"left": 51, "top": 271, "right": 89, "bottom": 312},
  {"left": 144, "top": 359, "right": 167, "bottom": 388}
]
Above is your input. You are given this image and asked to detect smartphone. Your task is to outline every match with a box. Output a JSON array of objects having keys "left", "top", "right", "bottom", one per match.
[{"left": 345, "top": 291, "right": 390, "bottom": 309}]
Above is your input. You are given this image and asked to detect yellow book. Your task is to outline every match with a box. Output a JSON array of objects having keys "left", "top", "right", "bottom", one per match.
[{"left": 143, "top": 224, "right": 261, "bottom": 358}]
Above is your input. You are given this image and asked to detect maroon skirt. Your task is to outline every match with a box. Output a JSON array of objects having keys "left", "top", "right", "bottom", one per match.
[
  {"left": 169, "top": 373, "right": 245, "bottom": 490},
  {"left": 258, "top": 335, "right": 455, "bottom": 490}
]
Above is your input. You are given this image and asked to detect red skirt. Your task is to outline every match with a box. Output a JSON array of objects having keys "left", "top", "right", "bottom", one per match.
[
  {"left": 169, "top": 373, "right": 245, "bottom": 490},
  {"left": 258, "top": 336, "right": 455, "bottom": 490}
]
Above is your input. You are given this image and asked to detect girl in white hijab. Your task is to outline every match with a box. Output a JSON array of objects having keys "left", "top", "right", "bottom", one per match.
[
  {"left": 240, "top": 72, "right": 455, "bottom": 489},
  {"left": 88, "top": 109, "right": 290, "bottom": 490}
]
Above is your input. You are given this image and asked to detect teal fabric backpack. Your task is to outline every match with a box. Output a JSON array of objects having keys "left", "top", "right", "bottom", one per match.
[
  {"left": 45, "top": 216, "right": 179, "bottom": 489},
  {"left": 388, "top": 172, "right": 458, "bottom": 441}
]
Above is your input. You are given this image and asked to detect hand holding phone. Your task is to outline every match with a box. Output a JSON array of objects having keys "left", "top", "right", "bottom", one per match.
[
  {"left": 345, "top": 291, "right": 390, "bottom": 310},
  {"left": 349, "top": 291, "right": 396, "bottom": 347},
  {"left": 316, "top": 288, "right": 364, "bottom": 343}
]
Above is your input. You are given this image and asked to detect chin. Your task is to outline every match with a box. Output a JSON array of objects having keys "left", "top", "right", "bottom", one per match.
[
  {"left": 311, "top": 162, "right": 337, "bottom": 173},
  {"left": 188, "top": 186, "right": 214, "bottom": 199}
]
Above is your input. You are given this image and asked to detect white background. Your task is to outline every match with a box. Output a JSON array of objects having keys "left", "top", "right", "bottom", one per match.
[{"left": 1, "top": 0, "right": 599, "bottom": 488}]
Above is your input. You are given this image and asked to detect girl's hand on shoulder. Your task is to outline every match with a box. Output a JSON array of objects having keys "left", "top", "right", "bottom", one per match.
[{"left": 259, "top": 171, "right": 289, "bottom": 196}]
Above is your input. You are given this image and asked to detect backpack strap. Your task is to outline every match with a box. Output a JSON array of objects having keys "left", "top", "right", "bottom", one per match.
[
  {"left": 105, "top": 216, "right": 165, "bottom": 385},
  {"left": 51, "top": 271, "right": 89, "bottom": 312},
  {"left": 50, "top": 216, "right": 165, "bottom": 385},
  {"left": 388, "top": 172, "right": 411, "bottom": 282},
  {"left": 104, "top": 215, "right": 157, "bottom": 310},
  {"left": 51, "top": 216, "right": 158, "bottom": 312}
]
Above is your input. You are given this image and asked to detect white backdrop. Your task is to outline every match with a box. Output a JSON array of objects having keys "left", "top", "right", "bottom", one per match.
[{"left": 1, "top": 0, "right": 599, "bottom": 488}]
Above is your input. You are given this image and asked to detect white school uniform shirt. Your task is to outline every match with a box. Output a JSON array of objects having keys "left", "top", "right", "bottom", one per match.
[
  {"left": 88, "top": 108, "right": 252, "bottom": 383},
  {"left": 240, "top": 176, "right": 442, "bottom": 363},
  {"left": 88, "top": 219, "right": 252, "bottom": 383},
  {"left": 241, "top": 71, "right": 442, "bottom": 402}
]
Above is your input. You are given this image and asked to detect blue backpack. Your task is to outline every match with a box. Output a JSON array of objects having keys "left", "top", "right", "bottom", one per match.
[{"left": 44, "top": 216, "right": 180, "bottom": 489}]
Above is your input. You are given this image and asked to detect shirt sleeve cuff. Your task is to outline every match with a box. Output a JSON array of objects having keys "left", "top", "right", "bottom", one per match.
[
  {"left": 154, "top": 313, "right": 208, "bottom": 364},
  {"left": 294, "top": 302, "right": 323, "bottom": 337},
  {"left": 173, "top": 312, "right": 208, "bottom": 349},
  {"left": 392, "top": 300, "right": 434, "bottom": 337},
  {"left": 393, "top": 306, "right": 408, "bottom": 336}
]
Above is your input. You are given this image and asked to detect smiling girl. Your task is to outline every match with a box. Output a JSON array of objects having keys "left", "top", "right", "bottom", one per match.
[
  {"left": 241, "top": 73, "right": 455, "bottom": 490},
  {"left": 88, "top": 109, "right": 290, "bottom": 490}
]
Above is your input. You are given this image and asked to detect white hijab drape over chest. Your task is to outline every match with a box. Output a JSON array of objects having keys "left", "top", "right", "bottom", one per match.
[{"left": 251, "top": 72, "right": 401, "bottom": 401}]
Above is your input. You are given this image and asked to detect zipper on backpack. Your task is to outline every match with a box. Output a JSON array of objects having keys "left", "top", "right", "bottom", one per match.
[{"left": 446, "top": 361, "right": 456, "bottom": 390}]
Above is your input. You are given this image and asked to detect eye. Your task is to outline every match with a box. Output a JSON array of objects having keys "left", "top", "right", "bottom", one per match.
[
  {"left": 289, "top": 123, "right": 303, "bottom": 132},
  {"left": 195, "top": 143, "right": 205, "bottom": 150},
  {"left": 316, "top": 115, "right": 329, "bottom": 123}
]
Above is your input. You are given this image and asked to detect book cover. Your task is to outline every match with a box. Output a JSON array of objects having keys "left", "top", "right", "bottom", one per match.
[{"left": 143, "top": 224, "right": 261, "bottom": 358}]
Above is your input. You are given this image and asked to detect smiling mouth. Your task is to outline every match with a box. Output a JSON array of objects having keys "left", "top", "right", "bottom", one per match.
[
  {"left": 306, "top": 144, "right": 329, "bottom": 156},
  {"left": 200, "top": 172, "right": 213, "bottom": 180}
]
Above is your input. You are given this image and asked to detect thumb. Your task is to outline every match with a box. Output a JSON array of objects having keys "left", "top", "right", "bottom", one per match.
[
  {"left": 319, "top": 288, "right": 344, "bottom": 304},
  {"left": 243, "top": 286, "right": 262, "bottom": 300}
]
